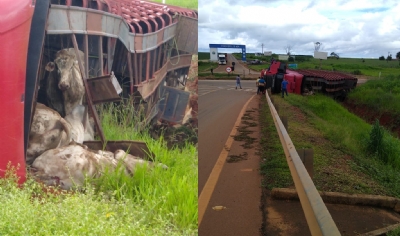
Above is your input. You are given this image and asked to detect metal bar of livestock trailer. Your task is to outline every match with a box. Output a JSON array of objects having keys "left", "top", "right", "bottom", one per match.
[{"left": 265, "top": 92, "right": 341, "bottom": 236}]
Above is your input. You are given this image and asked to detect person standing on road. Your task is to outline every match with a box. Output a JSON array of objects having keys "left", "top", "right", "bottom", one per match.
[
  {"left": 236, "top": 75, "right": 242, "bottom": 89},
  {"left": 281, "top": 78, "right": 289, "bottom": 98},
  {"left": 258, "top": 77, "right": 266, "bottom": 94}
]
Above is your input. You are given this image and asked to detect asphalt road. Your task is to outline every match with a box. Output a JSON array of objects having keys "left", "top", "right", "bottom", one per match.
[
  {"left": 213, "top": 54, "right": 261, "bottom": 77},
  {"left": 198, "top": 80, "right": 255, "bottom": 194}
]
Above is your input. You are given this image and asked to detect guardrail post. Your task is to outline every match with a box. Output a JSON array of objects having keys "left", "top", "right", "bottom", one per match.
[
  {"left": 297, "top": 148, "right": 314, "bottom": 179},
  {"left": 265, "top": 91, "right": 340, "bottom": 235},
  {"left": 281, "top": 116, "right": 288, "bottom": 130}
]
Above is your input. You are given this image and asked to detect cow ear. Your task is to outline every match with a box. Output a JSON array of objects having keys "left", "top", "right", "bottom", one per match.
[{"left": 45, "top": 62, "right": 55, "bottom": 72}]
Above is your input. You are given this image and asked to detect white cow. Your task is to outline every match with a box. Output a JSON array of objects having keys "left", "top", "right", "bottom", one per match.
[
  {"left": 46, "top": 48, "right": 85, "bottom": 116},
  {"left": 64, "top": 105, "right": 95, "bottom": 143},
  {"left": 26, "top": 103, "right": 72, "bottom": 165},
  {"left": 31, "top": 142, "right": 168, "bottom": 190},
  {"left": 27, "top": 103, "right": 94, "bottom": 165}
]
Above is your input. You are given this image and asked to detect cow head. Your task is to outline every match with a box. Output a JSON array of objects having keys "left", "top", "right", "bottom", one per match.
[{"left": 46, "top": 48, "right": 84, "bottom": 91}]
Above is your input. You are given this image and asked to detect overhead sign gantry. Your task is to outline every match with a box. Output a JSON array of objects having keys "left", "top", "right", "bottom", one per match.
[{"left": 209, "top": 44, "right": 246, "bottom": 62}]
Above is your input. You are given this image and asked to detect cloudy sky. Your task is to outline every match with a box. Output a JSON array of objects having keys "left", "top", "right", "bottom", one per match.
[{"left": 198, "top": 0, "right": 400, "bottom": 58}]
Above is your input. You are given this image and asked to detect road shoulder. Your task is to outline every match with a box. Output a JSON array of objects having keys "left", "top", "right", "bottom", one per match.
[{"left": 199, "top": 95, "right": 263, "bottom": 236}]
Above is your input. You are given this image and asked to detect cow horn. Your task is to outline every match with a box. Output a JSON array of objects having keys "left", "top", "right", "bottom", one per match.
[
  {"left": 59, "top": 117, "right": 73, "bottom": 143},
  {"left": 45, "top": 62, "right": 55, "bottom": 72}
]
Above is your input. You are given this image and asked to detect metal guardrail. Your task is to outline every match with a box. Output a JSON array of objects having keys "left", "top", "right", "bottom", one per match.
[{"left": 265, "top": 91, "right": 341, "bottom": 236}]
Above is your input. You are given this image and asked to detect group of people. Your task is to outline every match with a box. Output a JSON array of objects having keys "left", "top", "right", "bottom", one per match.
[
  {"left": 235, "top": 72, "right": 289, "bottom": 98},
  {"left": 255, "top": 76, "right": 288, "bottom": 98}
]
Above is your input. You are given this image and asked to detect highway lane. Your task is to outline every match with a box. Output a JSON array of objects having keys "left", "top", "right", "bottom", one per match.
[
  {"left": 213, "top": 53, "right": 261, "bottom": 76},
  {"left": 198, "top": 80, "right": 256, "bottom": 194}
]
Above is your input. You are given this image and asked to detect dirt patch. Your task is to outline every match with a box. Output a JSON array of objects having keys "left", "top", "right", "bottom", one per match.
[
  {"left": 232, "top": 110, "right": 258, "bottom": 149},
  {"left": 226, "top": 152, "right": 248, "bottom": 163},
  {"left": 342, "top": 100, "right": 400, "bottom": 138},
  {"left": 149, "top": 121, "right": 197, "bottom": 149}
]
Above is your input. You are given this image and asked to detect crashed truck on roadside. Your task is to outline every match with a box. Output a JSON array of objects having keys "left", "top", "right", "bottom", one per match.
[{"left": 0, "top": 0, "right": 198, "bottom": 189}]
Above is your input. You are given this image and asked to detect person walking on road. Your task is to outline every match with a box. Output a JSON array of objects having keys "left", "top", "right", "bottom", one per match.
[
  {"left": 236, "top": 75, "right": 242, "bottom": 89},
  {"left": 281, "top": 78, "right": 289, "bottom": 98}
]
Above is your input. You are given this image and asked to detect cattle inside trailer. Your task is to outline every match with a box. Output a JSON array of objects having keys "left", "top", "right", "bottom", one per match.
[{"left": 0, "top": 0, "right": 198, "bottom": 184}]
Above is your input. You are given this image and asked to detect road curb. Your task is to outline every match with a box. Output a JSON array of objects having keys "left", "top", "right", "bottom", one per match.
[{"left": 271, "top": 188, "right": 400, "bottom": 213}]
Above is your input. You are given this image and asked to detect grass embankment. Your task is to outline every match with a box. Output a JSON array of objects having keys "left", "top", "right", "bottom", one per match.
[
  {"left": 259, "top": 92, "right": 400, "bottom": 197},
  {"left": 152, "top": 0, "right": 197, "bottom": 10},
  {"left": 0, "top": 102, "right": 198, "bottom": 235},
  {"left": 347, "top": 75, "right": 400, "bottom": 117}
]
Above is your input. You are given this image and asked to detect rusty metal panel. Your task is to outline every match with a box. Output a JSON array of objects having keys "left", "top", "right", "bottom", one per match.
[
  {"left": 159, "top": 86, "right": 190, "bottom": 123},
  {"left": 137, "top": 61, "right": 168, "bottom": 100},
  {"left": 47, "top": 6, "right": 86, "bottom": 34},
  {"left": 86, "top": 11, "right": 103, "bottom": 34},
  {"left": 101, "top": 12, "right": 123, "bottom": 37},
  {"left": 168, "top": 54, "right": 192, "bottom": 71},
  {"left": 47, "top": 7, "right": 69, "bottom": 33},
  {"left": 163, "top": 23, "right": 177, "bottom": 42},
  {"left": 142, "top": 32, "right": 159, "bottom": 51},
  {"left": 175, "top": 16, "right": 198, "bottom": 54},
  {"left": 83, "top": 140, "right": 155, "bottom": 160},
  {"left": 86, "top": 75, "right": 121, "bottom": 104}
]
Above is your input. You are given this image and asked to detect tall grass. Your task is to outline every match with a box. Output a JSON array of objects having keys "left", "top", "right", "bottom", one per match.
[
  {"left": 97, "top": 101, "right": 198, "bottom": 231},
  {"left": 151, "top": 0, "right": 198, "bottom": 10},
  {"left": 0, "top": 99, "right": 198, "bottom": 234},
  {"left": 281, "top": 93, "right": 400, "bottom": 196},
  {"left": 366, "top": 120, "right": 400, "bottom": 168},
  {"left": 347, "top": 75, "right": 400, "bottom": 116}
]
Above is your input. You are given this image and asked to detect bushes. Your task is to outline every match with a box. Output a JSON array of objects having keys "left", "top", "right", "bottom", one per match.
[{"left": 366, "top": 120, "right": 400, "bottom": 168}]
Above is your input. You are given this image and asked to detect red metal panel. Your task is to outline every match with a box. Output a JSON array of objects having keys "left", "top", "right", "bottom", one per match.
[
  {"left": 0, "top": 0, "right": 34, "bottom": 183},
  {"left": 284, "top": 73, "right": 295, "bottom": 93},
  {"left": 286, "top": 70, "right": 304, "bottom": 94}
]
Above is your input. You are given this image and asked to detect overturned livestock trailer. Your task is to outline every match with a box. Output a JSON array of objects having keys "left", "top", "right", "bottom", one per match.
[
  {"left": 0, "top": 0, "right": 197, "bottom": 184},
  {"left": 263, "top": 61, "right": 357, "bottom": 100}
]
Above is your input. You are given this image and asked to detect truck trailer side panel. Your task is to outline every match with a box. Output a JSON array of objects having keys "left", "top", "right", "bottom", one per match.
[{"left": 0, "top": 0, "right": 34, "bottom": 182}]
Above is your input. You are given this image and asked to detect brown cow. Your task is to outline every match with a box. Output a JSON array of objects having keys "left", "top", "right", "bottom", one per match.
[{"left": 46, "top": 48, "right": 85, "bottom": 116}]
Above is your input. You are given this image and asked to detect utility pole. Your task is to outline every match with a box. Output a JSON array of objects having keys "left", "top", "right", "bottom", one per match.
[{"left": 261, "top": 43, "right": 264, "bottom": 54}]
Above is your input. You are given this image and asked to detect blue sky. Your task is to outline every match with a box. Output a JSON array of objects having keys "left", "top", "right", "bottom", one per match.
[{"left": 198, "top": 0, "right": 400, "bottom": 58}]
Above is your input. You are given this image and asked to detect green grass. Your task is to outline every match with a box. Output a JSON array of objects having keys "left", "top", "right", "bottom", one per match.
[
  {"left": 259, "top": 97, "right": 293, "bottom": 189},
  {"left": 151, "top": 0, "right": 197, "bottom": 10},
  {"left": 198, "top": 52, "right": 210, "bottom": 60},
  {"left": 0, "top": 101, "right": 198, "bottom": 235},
  {"left": 347, "top": 75, "right": 400, "bottom": 116},
  {"left": 198, "top": 61, "right": 217, "bottom": 72},
  {"left": 200, "top": 52, "right": 400, "bottom": 77},
  {"left": 387, "top": 226, "right": 400, "bottom": 236},
  {"left": 270, "top": 93, "right": 400, "bottom": 197}
]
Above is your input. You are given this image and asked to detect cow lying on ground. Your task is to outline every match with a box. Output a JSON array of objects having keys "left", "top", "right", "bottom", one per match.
[
  {"left": 26, "top": 103, "right": 72, "bottom": 165},
  {"left": 27, "top": 103, "right": 94, "bottom": 165},
  {"left": 46, "top": 48, "right": 85, "bottom": 116},
  {"left": 30, "top": 142, "right": 168, "bottom": 190}
]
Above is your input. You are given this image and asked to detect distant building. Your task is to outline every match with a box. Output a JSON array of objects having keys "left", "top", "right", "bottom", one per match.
[{"left": 264, "top": 51, "right": 272, "bottom": 56}]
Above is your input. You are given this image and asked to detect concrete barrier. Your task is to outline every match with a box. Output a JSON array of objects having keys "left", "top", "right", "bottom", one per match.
[{"left": 271, "top": 188, "right": 400, "bottom": 213}]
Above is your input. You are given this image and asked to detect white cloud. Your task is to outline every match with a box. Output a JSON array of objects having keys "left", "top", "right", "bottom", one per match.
[{"left": 198, "top": 0, "right": 400, "bottom": 58}]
